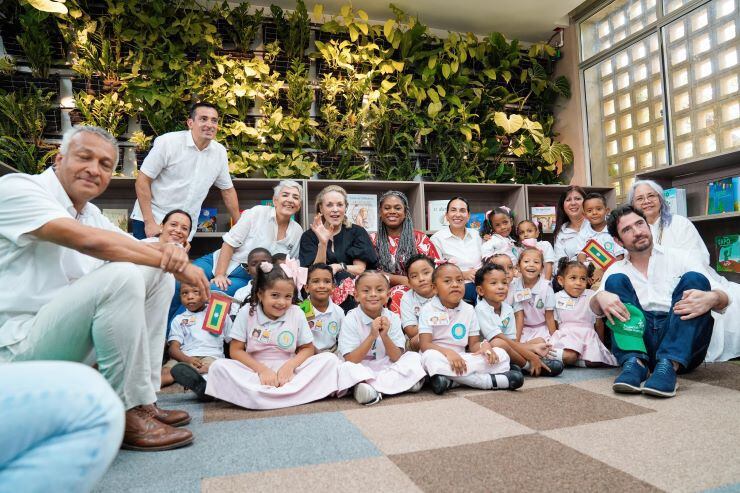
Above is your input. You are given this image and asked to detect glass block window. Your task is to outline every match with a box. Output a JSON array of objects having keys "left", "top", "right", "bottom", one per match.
[
  {"left": 665, "top": 0, "right": 694, "bottom": 13},
  {"left": 664, "top": 0, "right": 739, "bottom": 163},
  {"left": 585, "top": 34, "right": 666, "bottom": 200},
  {"left": 580, "top": 0, "right": 658, "bottom": 61}
]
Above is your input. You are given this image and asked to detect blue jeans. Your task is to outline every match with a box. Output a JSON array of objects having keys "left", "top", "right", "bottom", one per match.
[
  {"left": 131, "top": 219, "right": 145, "bottom": 240},
  {"left": 604, "top": 272, "right": 714, "bottom": 372},
  {"left": 0, "top": 361, "right": 124, "bottom": 493},
  {"left": 168, "top": 252, "right": 251, "bottom": 324},
  {"left": 464, "top": 283, "right": 478, "bottom": 306}
]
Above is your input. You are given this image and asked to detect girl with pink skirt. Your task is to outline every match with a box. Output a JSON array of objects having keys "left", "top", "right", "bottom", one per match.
[
  {"left": 512, "top": 247, "right": 556, "bottom": 343},
  {"left": 548, "top": 259, "right": 617, "bottom": 367},
  {"left": 205, "top": 261, "right": 339, "bottom": 409},
  {"left": 338, "top": 271, "right": 426, "bottom": 405}
]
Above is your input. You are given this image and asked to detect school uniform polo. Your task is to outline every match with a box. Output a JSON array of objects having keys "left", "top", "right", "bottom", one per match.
[
  {"left": 306, "top": 299, "right": 345, "bottom": 352},
  {"left": 339, "top": 307, "right": 405, "bottom": 358},
  {"left": 168, "top": 308, "right": 226, "bottom": 358},
  {"left": 476, "top": 300, "right": 516, "bottom": 340},
  {"left": 418, "top": 296, "right": 479, "bottom": 353},
  {"left": 399, "top": 290, "right": 434, "bottom": 329}
]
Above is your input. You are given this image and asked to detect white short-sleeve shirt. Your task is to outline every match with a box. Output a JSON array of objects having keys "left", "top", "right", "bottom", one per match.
[
  {"left": 476, "top": 300, "right": 516, "bottom": 340},
  {"left": 338, "top": 307, "right": 405, "bottom": 359},
  {"left": 400, "top": 289, "right": 434, "bottom": 329},
  {"left": 0, "top": 169, "right": 125, "bottom": 348},
  {"left": 213, "top": 205, "right": 303, "bottom": 276},
  {"left": 536, "top": 240, "right": 556, "bottom": 264},
  {"left": 306, "top": 299, "right": 345, "bottom": 352},
  {"left": 554, "top": 223, "right": 583, "bottom": 261},
  {"left": 168, "top": 308, "right": 226, "bottom": 358},
  {"left": 430, "top": 227, "right": 483, "bottom": 273},
  {"left": 650, "top": 215, "right": 709, "bottom": 266},
  {"left": 598, "top": 244, "right": 729, "bottom": 313},
  {"left": 131, "top": 130, "right": 233, "bottom": 240},
  {"left": 418, "top": 297, "right": 479, "bottom": 353},
  {"left": 227, "top": 304, "right": 312, "bottom": 346},
  {"left": 576, "top": 223, "right": 625, "bottom": 259}
]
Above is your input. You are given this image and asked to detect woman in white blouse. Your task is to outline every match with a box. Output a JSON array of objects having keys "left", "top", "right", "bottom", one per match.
[
  {"left": 553, "top": 185, "right": 588, "bottom": 261},
  {"left": 628, "top": 179, "right": 739, "bottom": 361},
  {"left": 430, "top": 196, "right": 482, "bottom": 304}
]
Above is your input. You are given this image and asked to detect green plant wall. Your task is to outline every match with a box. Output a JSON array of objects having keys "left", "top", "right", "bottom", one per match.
[{"left": 0, "top": 0, "right": 573, "bottom": 183}]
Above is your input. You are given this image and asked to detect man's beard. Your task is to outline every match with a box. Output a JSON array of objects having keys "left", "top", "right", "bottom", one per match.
[{"left": 631, "top": 235, "right": 652, "bottom": 252}]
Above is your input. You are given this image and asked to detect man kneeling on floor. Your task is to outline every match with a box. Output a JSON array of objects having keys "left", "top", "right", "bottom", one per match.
[
  {"left": 0, "top": 126, "right": 211, "bottom": 451},
  {"left": 590, "top": 205, "right": 730, "bottom": 398}
]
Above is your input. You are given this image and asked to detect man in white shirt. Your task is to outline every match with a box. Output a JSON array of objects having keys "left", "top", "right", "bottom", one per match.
[
  {"left": 0, "top": 126, "right": 210, "bottom": 451},
  {"left": 591, "top": 205, "right": 729, "bottom": 398},
  {"left": 131, "top": 102, "right": 241, "bottom": 241}
]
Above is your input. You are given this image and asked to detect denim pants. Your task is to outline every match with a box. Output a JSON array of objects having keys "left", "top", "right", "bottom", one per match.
[
  {"left": 168, "top": 252, "right": 251, "bottom": 324},
  {"left": 604, "top": 272, "right": 714, "bottom": 372},
  {"left": 131, "top": 219, "right": 145, "bottom": 240},
  {"left": 0, "top": 361, "right": 124, "bottom": 493},
  {"left": 464, "top": 282, "right": 478, "bottom": 306}
]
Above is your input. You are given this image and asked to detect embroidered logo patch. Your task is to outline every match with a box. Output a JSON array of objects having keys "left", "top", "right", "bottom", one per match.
[
  {"left": 536, "top": 299, "right": 544, "bottom": 309},
  {"left": 276, "top": 330, "right": 295, "bottom": 349},
  {"left": 502, "top": 317, "right": 510, "bottom": 328},
  {"left": 327, "top": 321, "right": 338, "bottom": 336},
  {"left": 451, "top": 323, "right": 467, "bottom": 340}
]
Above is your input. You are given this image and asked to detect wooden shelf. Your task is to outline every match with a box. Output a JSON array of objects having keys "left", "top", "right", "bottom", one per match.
[
  {"left": 193, "top": 232, "right": 224, "bottom": 238},
  {"left": 689, "top": 211, "right": 740, "bottom": 223},
  {"left": 636, "top": 150, "right": 740, "bottom": 182}
]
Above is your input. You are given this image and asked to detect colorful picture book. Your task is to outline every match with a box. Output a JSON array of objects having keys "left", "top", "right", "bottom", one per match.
[
  {"left": 347, "top": 194, "right": 378, "bottom": 233},
  {"left": 707, "top": 177, "right": 737, "bottom": 215},
  {"left": 427, "top": 200, "right": 449, "bottom": 232},
  {"left": 467, "top": 212, "right": 486, "bottom": 230},
  {"left": 530, "top": 206, "right": 556, "bottom": 234},
  {"left": 197, "top": 207, "right": 218, "bottom": 232},
  {"left": 716, "top": 235, "right": 740, "bottom": 273},
  {"left": 663, "top": 188, "right": 687, "bottom": 217},
  {"left": 102, "top": 208, "right": 129, "bottom": 232}
]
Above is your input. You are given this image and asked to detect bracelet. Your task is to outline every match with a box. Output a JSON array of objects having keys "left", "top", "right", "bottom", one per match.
[{"left": 340, "top": 262, "right": 347, "bottom": 271}]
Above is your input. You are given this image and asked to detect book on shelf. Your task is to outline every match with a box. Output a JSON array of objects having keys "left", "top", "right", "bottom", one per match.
[
  {"left": 102, "top": 208, "right": 129, "bottom": 232},
  {"left": 427, "top": 200, "right": 449, "bottom": 232},
  {"left": 530, "top": 206, "right": 556, "bottom": 234},
  {"left": 347, "top": 194, "right": 378, "bottom": 233},
  {"left": 716, "top": 234, "right": 740, "bottom": 273},
  {"left": 197, "top": 207, "right": 218, "bottom": 232},
  {"left": 663, "top": 188, "right": 687, "bottom": 217},
  {"left": 467, "top": 212, "right": 486, "bottom": 230},
  {"left": 706, "top": 178, "right": 736, "bottom": 215}
]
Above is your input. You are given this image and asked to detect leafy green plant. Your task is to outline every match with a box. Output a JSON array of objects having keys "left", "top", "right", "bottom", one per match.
[
  {"left": 0, "top": 136, "right": 58, "bottom": 174},
  {"left": 129, "top": 130, "right": 152, "bottom": 151},
  {"left": 0, "top": 86, "right": 55, "bottom": 145},
  {"left": 16, "top": 6, "right": 55, "bottom": 77},
  {"left": 74, "top": 91, "right": 131, "bottom": 137},
  {"left": 219, "top": 1, "right": 263, "bottom": 53},
  {"left": 270, "top": 0, "right": 310, "bottom": 60},
  {"left": 0, "top": 56, "right": 15, "bottom": 74}
]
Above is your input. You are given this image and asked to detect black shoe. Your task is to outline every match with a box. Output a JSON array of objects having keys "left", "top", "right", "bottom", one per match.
[
  {"left": 430, "top": 374, "right": 452, "bottom": 395},
  {"left": 540, "top": 358, "right": 565, "bottom": 377},
  {"left": 492, "top": 369, "right": 525, "bottom": 390},
  {"left": 171, "top": 363, "right": 213, "bottom": 402}
]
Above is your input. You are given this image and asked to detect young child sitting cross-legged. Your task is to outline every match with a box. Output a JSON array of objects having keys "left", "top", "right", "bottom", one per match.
[
  {"left": 338, "top": 271, "right": 427, "bottom": 405},
  {"left": 163, "top": 283, "right": 227, "bottom": 394},
  {"left": 419, "top": 262, "right": 524, "bottom": 394},
  {"left": 300, "top": 263, "right": 345, "bottom": 353}
]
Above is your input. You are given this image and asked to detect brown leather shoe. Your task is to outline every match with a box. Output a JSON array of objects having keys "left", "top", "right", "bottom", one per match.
[
  {"left": 143, "top": 403, "right": 191, "bottom": 427},
  {"left": 122, "top": 406, "right": 194, "bottom": 451}
]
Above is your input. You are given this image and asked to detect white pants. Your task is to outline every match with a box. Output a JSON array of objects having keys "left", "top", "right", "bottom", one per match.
[{"left": 0, "top": 262, "right": 174, "bottom": 409}]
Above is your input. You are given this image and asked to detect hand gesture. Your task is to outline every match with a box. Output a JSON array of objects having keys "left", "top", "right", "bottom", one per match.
[
  {"left": 377, "top": 316, "right": 390, "bottom": 335},
  {"left": 475, "top": 341, "right": 498, "bottom": 364},
  {"left": 311, "top": 214, "right": 333, "bottom": 245},
  {"left": 529, "top": 340, "right": 552, "bottom": 358},
  {"left": 370, "top": 317, "right": 382, "bottom": 338},
  {"left": 258, "top": 368, "right": 279, "bottom": 387},
  {"left": 594, "top": 291, "right": 629, "bottom": 325},
  {"left": 277, "top": 364, "right": 295, "bottom": 386},
  {"left": 446, "top": 351, "right": 467, "bottom": 375},
  {"left": 673, "top": 289, "right": 717, "bottom": 320},
  {"left": 159, "top": 243, "right": 189, "bottom": 274},
  {"left": 526, "top": 355, "right": 551, "bottom": 376},
  {"left": 212, "top": 274, "right": 231, "bottom": 291},
  {"left": 144, "top": 219, "right": 160, "bottom": 238},
  {"left": 174, "top": 264, "right": 211, "bottom": 301}
]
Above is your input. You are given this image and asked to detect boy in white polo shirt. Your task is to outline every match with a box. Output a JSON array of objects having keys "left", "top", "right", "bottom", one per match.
[{"left": 300, "top": 263, "right": 345, "bottom": 353}]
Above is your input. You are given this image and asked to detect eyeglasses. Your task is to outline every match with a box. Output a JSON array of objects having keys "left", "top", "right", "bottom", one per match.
[{"left": 633, "top": 193, "right": 659, "bottom": 204}]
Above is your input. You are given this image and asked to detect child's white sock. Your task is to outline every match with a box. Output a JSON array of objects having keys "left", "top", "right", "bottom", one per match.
[
  {"left": 548, "top": 347, "right": 564, "bottom": 362},
  {"left": 522, "top": 361, "right": 532, "bottom": 371},
  {"left": 575, "top": 359, "right": 588, "bottom": 368}
]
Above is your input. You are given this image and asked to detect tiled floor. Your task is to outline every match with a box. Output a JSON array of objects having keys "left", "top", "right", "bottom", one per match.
[{"left": 96, "top": 362, "right": 740, "bottom": 493}]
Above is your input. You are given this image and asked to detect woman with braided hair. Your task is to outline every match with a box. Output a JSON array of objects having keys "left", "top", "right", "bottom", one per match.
[{"left": 370, "top": 191, "right": 440, "bottom": 314}]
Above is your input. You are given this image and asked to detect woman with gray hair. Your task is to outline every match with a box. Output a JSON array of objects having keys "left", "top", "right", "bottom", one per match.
[
  {"left": 629, "top": 179, "right": 740, "bottom": 362},
  {"left": 628, "top": 180, "right": 709, "bottom": 264},
  {"left": 370, "top": 191, "right": 440, "bottom": 314}
]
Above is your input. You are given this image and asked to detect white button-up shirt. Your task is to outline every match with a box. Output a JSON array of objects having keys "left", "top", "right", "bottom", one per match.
[
  {"left": 554, "top": 223, "right": 584, "bottom": 261},
  {"left": 650, "top": 214, "right": 709, "bottom": 266},
  {"left": 599, "top": 244, "right": 728, "bottom": 313},
  {"left": 213, "top": 205, "right": 303, "bottom": 276},
  {"left": 0, "top": 168, "right": 122, "bottom": 348},
  {"left": 131, "top": 130, "right": 233, "bottom": 240},
  {"left": 430, "top": 227, "right": 483, "bottom": 273}
]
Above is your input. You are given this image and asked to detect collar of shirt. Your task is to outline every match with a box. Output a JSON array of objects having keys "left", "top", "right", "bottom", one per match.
[
  {"left": 40, "top": 168, "right": 98, "bottom": 219},
  {"left": 622, "top": 243, "right": 665, "bottom": 266},
  {"left": 430, "top": 296, "right": 462, "bottom": 313},
  {"left": 255, "top": 304, "right": 287, "bottom": 326},
  {"left": 358, "top": 307, "right": 384, "bottom": 326},
  {"left": 438, "top": 226, "right": 474, "bottom": 241},
  {"left": 185, "top": 130, "right": 213, "bottom": 152},
  {"left": 313, "top": 299, "right": 337, "bottom": 317},
  {"left": 412, "top": 291, "right": 433, "bottom": 305}
]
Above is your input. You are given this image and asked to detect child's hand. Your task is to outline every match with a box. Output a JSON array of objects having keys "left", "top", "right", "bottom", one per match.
[
  {"left": 526, "top": 355, "right": 551, "bottom": 376},
  {"left": 277, "top": 365, "right": 295, "bottom": 386},
  {"left": 377, "top": 316, "right": 390, "bottom": 335},
  {"left": 188, "top": 357, "right": 203, "bottom": 369},
  {"left": 445, "top": 351, "right": 467, "bottom": 375},
  {"left": 483, "top": 234, "right": 492, "bottom": 241},
  {"left": 258, "top": 368, "right": 279, "bottom": 387},
  {"left": 370, "top": 317, "right": 382, "bottom": 338},
  {"left": 529, "top": 341, "right": 551, "bottom": 358},
  {"left": 475, "top": 341, "right": 498, "bottom": 364},
  {"left": 198, "top": 361, "right": 211, "bottom": 374}
]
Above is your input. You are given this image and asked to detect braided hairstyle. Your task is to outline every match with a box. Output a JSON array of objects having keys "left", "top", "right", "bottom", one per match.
[{"left": 376, "top": 190, "right": 417, "bottom": 276}]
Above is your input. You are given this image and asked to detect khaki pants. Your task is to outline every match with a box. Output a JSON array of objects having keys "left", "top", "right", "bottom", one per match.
[
  {"left": 0, "top": 262, "right": 174, "bottom": 409},
  {"left": 163, "top": 356, "right": 217, "bottom": 370}
]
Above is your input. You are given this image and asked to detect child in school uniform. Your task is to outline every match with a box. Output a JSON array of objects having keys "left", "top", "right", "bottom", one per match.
[
  {"left": 337, "top": 271, "right": 427, "bottom": 405},
  {"left": 161, "top": 283, "right": 228, "bottom": 391},
  {"left": 487, "top": 253, "right": 518, "bottom": 306},
  {"left": 480, "top": 207, "right": 519, "bottom": 262},
  {"left": 233, "top": 247, "right": 272, "bottom": 303},
  {"left": 512, "top": 247, "right": 557, "bottom": 343},
  {"left": 548, "top": 259, "right": 617, "bottom": 367},
  {"left": 300, "top": 263, "right": 345, "bottom": 353},
  {"left": 516, "top": 220, "right": 556, "bottom": 280},
  {"left": 180, "top": 261, "right": 339, "bottom": 409},
  {"left": 576, "top": 193, "right": 625, "bottom": 289},
  {"left": 419, "top": 262, "right": 524, "bottom": 394},
  {"left": 474, "top": 264, "right": 563, "bottom": 377},
  {"left": 399, "top": 254, "right": 437, "bottom": 351}
]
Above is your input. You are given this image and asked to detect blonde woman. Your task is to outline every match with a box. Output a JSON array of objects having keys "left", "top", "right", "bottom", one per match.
[{"left": 299, "top": 185, "right": 377, "bottom": 309}]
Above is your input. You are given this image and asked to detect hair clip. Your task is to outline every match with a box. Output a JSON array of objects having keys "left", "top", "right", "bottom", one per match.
[{"left": 260, "top": 261, "right": 274, "bottom": 273}]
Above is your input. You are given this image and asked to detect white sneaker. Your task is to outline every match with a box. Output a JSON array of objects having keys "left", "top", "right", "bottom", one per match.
[
  {"left": 408, "top": 377, "right": 425, "bottom": 393},
  {"left": 353, "top": 383, "right": 382, "bottom": 405}
]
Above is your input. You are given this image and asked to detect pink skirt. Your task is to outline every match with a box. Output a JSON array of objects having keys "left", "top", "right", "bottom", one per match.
[
  {"left": 421, "top": 348, "right": 510, "bottom": 377},
  {"left": 521, "top": 324, "right": 551, "bottom": 343},
  {"left": 205, "top": 352, "right": 340, "bottom": 410},
  {"left": 550, "top": 324, "right": 617, "bottom": 366},
  {"left": 338, "top": 352, "right": 426, "bottom": 395}
]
